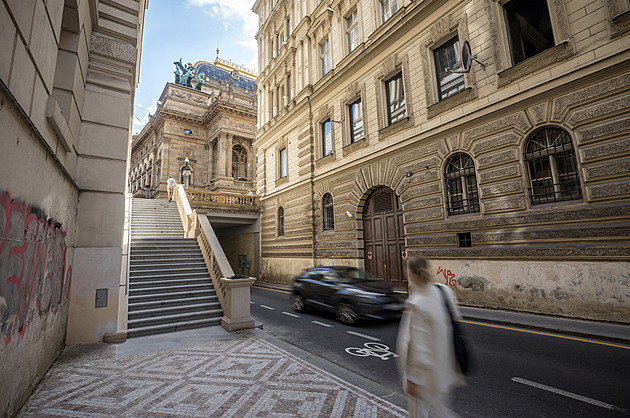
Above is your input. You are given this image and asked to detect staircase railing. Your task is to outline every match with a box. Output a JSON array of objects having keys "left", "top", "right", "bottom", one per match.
[
  {"left": 184, "top": 188, "right": 259, "bottom": 210},
  {"left": 173, "top": 185, "right": 255, "bottom": 331}
]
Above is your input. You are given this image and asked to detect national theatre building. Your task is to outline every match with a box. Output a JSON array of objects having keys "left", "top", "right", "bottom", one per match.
[
  {"left": 252, "top": 0, "right": 630, "bottom": 322},
  {"left": 129, "top": 55, "right": 258, "bottom": 199}
]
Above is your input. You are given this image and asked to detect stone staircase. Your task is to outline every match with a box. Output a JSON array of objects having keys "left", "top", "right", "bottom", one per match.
[{"left": 128, "top": 198, "right": 222, "bottom": 337}]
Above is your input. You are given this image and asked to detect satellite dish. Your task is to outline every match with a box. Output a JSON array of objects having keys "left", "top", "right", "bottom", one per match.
[
  {"left": 444, "top": 40, "right": 486, "bottom": 73},
  {"left": 461, "top": 41, "right": 473, "bottom": 72}
]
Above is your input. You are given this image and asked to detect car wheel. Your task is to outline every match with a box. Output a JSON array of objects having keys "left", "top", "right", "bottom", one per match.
[
  {"left": 291, "top": 294, "right": 305, "bottom": 312},
  {"left": 336, "top": 302, "right": 358, "bottom": 325}
]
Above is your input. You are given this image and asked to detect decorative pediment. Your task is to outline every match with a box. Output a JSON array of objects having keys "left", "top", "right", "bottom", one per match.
[
  {"left": 307, "top": 7, "right": 334, "bottom": 42},
  {"left": 381, "top": 54, "right": 399, "bottom": 77},
  {"left": 430, "top": 15, "right": 452, "bottom": 44}
]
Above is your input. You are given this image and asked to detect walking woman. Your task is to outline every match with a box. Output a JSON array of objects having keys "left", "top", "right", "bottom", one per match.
[{"left": 397, "top": 256, "right": 465, "bottom": 417}]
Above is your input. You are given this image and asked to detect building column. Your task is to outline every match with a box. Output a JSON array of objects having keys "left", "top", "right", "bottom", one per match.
[
  {"left": 207, "top": 140, "right": 214, "bottom": 184},
  {"left": 226, "top": 134, "right": 234, "bottom": 179},
  {"left": 217, "top": 133, "right": 228, "bottom": 178}
]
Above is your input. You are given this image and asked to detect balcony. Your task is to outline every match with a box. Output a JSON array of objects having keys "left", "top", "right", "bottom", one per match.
[{"left": 184, "top": 189, "right": 260, "bottom": 215}]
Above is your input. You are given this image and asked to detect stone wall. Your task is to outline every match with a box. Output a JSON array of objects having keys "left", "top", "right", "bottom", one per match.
[{"left": 0, "top": 0, "right": 146, "bottom": 415}]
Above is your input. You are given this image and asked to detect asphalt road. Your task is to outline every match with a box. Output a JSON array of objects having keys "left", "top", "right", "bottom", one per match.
[{"left": 250, "top": 286, "right": 630, "bottom": 417}]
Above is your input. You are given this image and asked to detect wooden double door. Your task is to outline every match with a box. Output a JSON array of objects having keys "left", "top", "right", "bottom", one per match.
[{"left": 363, "top": 187, "right": 407, "bottom": 290}]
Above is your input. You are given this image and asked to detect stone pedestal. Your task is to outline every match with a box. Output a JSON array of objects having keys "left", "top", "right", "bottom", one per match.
[{"left": 219, "top": 277, "right": 256, "bottom": 331}]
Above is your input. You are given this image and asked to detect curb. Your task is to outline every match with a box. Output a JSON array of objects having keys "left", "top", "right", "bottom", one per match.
[{"left": 461, "top": 315, "right": 630, "bottom": 345}]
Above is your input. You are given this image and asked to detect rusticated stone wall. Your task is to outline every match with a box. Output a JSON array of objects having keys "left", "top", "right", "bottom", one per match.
[{"left": 253, "top": 0, "right": 630, "bottom": 320}]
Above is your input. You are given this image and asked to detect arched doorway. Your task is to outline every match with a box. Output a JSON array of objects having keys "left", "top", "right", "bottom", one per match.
[{"left": 362, "top": 186, "right": 407, "bottom": 290}]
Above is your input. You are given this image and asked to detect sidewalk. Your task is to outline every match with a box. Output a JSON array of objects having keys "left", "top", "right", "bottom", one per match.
[
  {"left": 17, "top": 327, "right": 407, "bottom": 417},
  {"left": 253, "top": 282, "right": 630, "bottom": 345}
]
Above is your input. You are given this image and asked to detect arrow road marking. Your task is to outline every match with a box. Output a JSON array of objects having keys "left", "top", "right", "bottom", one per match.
[
  {"left": 512, "top": 377, "right": 627, "bottom": 412},
  {"left": 282, "top": 311, "right": 299, "bottom": 318},
  {"left": 346, "top": 331, "right": 382, "bottom": 341},
  {"left": 312, "top": 321, "right": 332, "bottom": 328}
]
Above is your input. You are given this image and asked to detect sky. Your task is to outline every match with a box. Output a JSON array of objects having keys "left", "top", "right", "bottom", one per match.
[{"left": 133, "top": 0, "right": 259, "bottom": 134}]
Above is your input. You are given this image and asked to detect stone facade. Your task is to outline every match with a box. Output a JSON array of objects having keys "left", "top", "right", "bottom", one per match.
[
  {"left": 252, "top": 0, "right": 630, "bottom": 322},
  {"left": 129, "top": 59, "right": 258, "bottom": 198},
  {"left": 0, "top": 0, "right": 147, "bottom": 416}
]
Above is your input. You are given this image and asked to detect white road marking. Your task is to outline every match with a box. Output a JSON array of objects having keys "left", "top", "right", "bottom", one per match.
[
  {"left": 347, "top": 331, "right": 382, "bottom": 341},
  {"left": 282, "top": 311, "right": 299, "bottom": 318},
  {"left": 250, "top": 301, "right": 254, "bottom": 304},
  {"left": 312, "top": 321, "right": 332, "bottom": 328},
  {"left": 512, "top": 377, "right": 626, "bottom": 412},
  {"left": 260, "top": 305, "right": 275, "bottom": 310}
]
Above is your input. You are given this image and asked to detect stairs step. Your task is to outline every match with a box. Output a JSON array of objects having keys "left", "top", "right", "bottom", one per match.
[
  {"left": 128, "top": 289, "right": 216, "bottom": 303},
  {"left": 129, "top": 265, "right": 207, "bottom": 274},
  {"left": 129, "top": 295, "right": 219, "bottom": 311},
  {"left": 126, "top": 317, "right": 222, "bottom": 338},
  {"left": 128, "top": 302, "right": 221, "bottom": 320},
  {"left": 129, "top": 283, "right": 213, "bottom": 294},
  {"left": 128, "top": 309, "right": 222, "bottom": 327},
  {"left": 129, "top": 277, "right": 212, "bottom": 287}
]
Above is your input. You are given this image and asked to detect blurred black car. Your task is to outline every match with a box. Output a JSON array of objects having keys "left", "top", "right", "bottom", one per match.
[{"left": 291, "top": 266, "right": 403, "bottom": 325}]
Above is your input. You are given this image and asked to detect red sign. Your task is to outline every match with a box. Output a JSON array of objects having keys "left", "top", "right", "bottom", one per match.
[
  {"left": 401, "top": 251, "right": 407, "bottom": 260},
  {"left": 367, "top": 251, "right": 372, "bottom": 260}
]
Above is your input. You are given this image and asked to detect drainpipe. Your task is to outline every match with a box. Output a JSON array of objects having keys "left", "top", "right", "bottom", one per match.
[{"left": 307, "top": 95, "right": 317, "bottom": 268}]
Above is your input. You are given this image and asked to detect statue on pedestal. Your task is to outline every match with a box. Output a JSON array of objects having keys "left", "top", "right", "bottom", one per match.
[{"left": 173, "top": 59, "right": 196, "bottom": 88}]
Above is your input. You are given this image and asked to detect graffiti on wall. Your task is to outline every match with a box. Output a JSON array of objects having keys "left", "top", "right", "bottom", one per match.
[
  {"left": 437, "top": 266, "right": 457, "bottom": 287},
  {"left": 0, "top": 191, "right": 72, "bottom": 345}
]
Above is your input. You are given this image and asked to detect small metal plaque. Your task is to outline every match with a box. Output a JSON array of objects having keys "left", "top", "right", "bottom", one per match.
[{"left": 95, "top": 289, "right": 108, "bottom": 308}]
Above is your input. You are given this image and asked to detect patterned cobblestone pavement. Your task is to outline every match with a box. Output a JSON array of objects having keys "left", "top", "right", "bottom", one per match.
[{"left": 18, "top": 330, "right": 407, "bottom": 417}]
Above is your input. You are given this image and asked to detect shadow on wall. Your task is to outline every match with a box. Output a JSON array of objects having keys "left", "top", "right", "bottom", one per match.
[{"left": 0, "top": 190, "right": 72, "bottom": 345}]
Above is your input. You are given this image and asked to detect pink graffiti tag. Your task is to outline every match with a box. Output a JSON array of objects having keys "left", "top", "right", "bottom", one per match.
[
  {"left": 0, "top": 190, "right": 72, "bottom": 345},
  {"left": 437, "top": 266, "right": 457, "bottom": 287}
]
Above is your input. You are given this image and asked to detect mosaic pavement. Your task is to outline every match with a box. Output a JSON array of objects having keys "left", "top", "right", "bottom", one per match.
[{"left": 18, "top": 330, "right": 407, "bottom": 417}]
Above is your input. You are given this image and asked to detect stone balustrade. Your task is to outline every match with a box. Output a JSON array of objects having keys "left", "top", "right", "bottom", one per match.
[{"left": 185, "top": 188, "right": 259, "bottom": 211}]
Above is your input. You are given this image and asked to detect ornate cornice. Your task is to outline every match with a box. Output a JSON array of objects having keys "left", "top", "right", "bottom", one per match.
[{"left": 90, "top": 34, "right": 137, "bottom": 64}]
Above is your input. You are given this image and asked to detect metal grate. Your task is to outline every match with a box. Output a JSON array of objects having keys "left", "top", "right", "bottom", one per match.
[
  {"left": 445, "top": 153, "right": 480, "bottom": 215},
  {"left": 374, "top": 192, "right": 393, "bottom": 213},
  {"left": 323, "top": 194, "right": 334, "bottom": 230},
  {"left": 277, "top": 207, "right": 285, "bottom": 236},
  {"left": 524, "top": 127, "right": 582, "bottom": 205}
]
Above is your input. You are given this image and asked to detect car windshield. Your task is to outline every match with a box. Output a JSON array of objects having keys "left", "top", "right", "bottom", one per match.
[{"left": 333, "top": 267, "right": 380, "bottom": 284}]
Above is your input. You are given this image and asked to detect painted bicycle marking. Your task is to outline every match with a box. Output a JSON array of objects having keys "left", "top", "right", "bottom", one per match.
[{"left": 345, "top": 342, "right": 399, "bottom": 360}]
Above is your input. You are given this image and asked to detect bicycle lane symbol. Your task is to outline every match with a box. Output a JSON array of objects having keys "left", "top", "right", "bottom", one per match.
[{"left": 345, "top": 342, "right": 399, "bottom": 361}]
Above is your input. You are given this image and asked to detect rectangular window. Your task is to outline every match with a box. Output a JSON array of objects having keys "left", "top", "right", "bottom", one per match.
[
  {"left": 381, "top": 0, "right": 398, "bottom": 24},
  {"left": 320, "top": 39, "right": 330, "bottom": 77},
  {"left": 322, "top": 119, "right": 332, "bottom": 157},
  {"left": 434, "top": 37, "right": 466, "bottom": 101},
  {"left": 385, "top": 72, "right": 405, "bottom": 125},
  {"left": 457, "top": 232, "right": 472, "bottom": 248},
  {"left": 346, "top": 9, "right": 359, "bottom": 54},
  {"left": 279, "top": 147, "right": 287, "bottom": 178},
  {"left": 286, "top": 74, "right": 291, "bottom": 103},
  {"left": 503, "top": 0, "right": 554, "bottom": 65},
  {"left": 276, "top": 86, "right": 281, "bottom": 113},
  {"left": 349, "top": 99, "right": 363, "bottom": 143}
]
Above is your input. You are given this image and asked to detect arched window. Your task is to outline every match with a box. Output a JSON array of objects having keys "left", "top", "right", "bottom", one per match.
[
  {"left": 524, "top": 126, "right": 582, "bottom": 205},
  {"left": 445, "top": 153, "right": 480, "bottom": 215},
  {"left": 277, "top": 207, "right": 285, "bottom": 236},
  {"left": 232, "top": 145, "right": 248, "bottom": 180},
  {"left": 323, "top": 193, "right": 334, "bottom": 230}
]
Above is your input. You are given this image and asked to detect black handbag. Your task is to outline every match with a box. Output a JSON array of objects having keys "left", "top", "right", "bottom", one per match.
[{"left": 435, "top": 284, "right": 472, "bottom": 375}]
